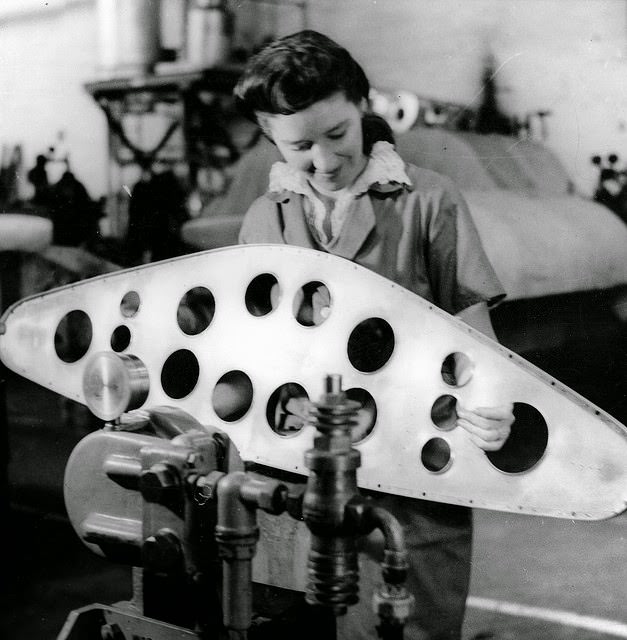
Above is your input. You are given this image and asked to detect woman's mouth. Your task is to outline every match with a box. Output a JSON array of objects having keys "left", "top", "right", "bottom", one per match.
[{"left": 314, "top": 168, "right": 341, "bottom": 180}]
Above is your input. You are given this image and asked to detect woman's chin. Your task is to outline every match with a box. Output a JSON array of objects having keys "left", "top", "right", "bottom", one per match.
[{"left": 311, "top": 173, "right": 345, "bottom": 192}]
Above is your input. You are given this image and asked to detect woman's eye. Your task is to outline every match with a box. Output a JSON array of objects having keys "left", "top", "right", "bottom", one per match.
[{"left": 328, "top": 131, "right": 345, "bottom": 140}]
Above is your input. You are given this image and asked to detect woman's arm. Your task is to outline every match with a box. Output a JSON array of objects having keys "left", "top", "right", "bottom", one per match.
[
  {"left": 455, "top": 301, "right": 514, "bottom": 451},
  {"left": 455, "top": 300, "right": 498, "bottom": 341}
]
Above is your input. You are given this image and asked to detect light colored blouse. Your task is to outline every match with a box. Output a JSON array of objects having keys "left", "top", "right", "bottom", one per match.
[
  {"left": 240, "top": 146, "right": 505, "bottom": 316},
  {"left": 268, "top": 141, "right": 411, "bottom": 245}
]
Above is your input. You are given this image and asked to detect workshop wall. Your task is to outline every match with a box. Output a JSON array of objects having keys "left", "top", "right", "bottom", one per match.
[
  {"left": 235, "top": 0, "right": 627, "bottom": 192},
  {"left": 307, "top": 0, "right": 627, "bottom": 194},
  {"left": 0, "top": 0, "right": 625, "bottom": 199},
  {"left": 0, "top": 0, "right": 107, "bottom": 201}
]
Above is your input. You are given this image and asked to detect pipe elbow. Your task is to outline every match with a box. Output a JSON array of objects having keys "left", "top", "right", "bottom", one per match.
[
  {"left": 216, "top": 471, "right": 257, "bottom": 537},
  {"left": 368, "top": 506, "right": 405, "bottom": 553},
  {"left": 367, "top": 506, "right": 409, "bottom": 586}
]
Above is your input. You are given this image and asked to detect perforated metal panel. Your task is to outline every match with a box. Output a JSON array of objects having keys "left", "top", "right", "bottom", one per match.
[{"left": 1, "top": 244, "right": 626, "bottom": 519}]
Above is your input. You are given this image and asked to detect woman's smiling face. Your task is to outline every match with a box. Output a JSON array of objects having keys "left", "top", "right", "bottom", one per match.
[{"left": 260, "top": 92, "right": 368, "bottom": 192}]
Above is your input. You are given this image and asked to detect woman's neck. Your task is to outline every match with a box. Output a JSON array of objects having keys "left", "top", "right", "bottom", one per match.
[{"left": 308, "top": 154, "right": 369, "bottom": 205}]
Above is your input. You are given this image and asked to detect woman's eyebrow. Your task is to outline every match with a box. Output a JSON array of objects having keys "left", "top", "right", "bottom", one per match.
[
  {"left": 283, "top": 120, "right": 349, "bottom": 145},
  {"left": 325, "top": 120, "right": 349, "bottom": 134}
]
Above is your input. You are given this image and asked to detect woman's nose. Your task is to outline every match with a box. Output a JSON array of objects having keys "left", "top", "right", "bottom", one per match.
[{"left": 311, "top": 144, "right": 336, "bottom": 172}]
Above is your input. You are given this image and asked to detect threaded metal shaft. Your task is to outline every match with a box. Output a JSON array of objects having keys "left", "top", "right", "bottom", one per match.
[{"left": 303, "top": 374, "right": 363, "bottom": 615}]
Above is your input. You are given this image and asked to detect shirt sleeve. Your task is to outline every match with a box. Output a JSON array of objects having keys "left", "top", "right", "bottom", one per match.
[
  {"left": 422, "top": 174, "right": 506, "bottom": 315},
  {"left": 238, "top": 195, "right": 284, "bottom": 245}
]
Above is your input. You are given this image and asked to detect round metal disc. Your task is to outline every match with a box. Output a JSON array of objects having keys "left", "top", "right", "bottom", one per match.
[{"left": 82, "top": 352, "right": 149, "bottom": 421}]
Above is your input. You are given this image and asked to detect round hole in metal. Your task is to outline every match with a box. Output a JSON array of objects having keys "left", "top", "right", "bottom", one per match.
[
  {"left": 431, "top": 395, "right": 458, "bottom": 430},
  {"left": 346, "top": 388, "right": 377, "bottom": 443},
  {"left": 486, "top": 402, "right": 548, "bottom": 474},
  {"left": 293, "top": 281, "right": 331, "bottom": 327},
  {"left": 161, "top": 349, "right": 199, "bottom": 399},
  {"left": 110, "top": 325, "right": 131, "bottom": 352},
  {"left": 441, "top": 352, "right": 474, "bottom": 387},
  {"left": 177, "top": 286, "right": 215, "bottom": 335},
  {"left": 54, "top": 310, "right": 93, "bottom": 363},
  {"left": 120, "top": 291, "right": 140, "bottom": 318},
  {"left": 347, "top": 318, "right": 395, "bottom": 373},
  {"left": 246, "top": 274, "right": 279, "bottom": 317},
  {"left": 266, "top": 383, "right": 310, "bottom": 437},
  {"left": 213, "top": 370, "right": 254, "bottom": 422},
  {"left": 421, "top": 437, "right": 452, "bottom": 473}
]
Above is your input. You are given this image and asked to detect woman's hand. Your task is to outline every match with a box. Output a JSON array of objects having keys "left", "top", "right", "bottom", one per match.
[{"left": 456, "top": 403, "right": 514, "bottom": 451}]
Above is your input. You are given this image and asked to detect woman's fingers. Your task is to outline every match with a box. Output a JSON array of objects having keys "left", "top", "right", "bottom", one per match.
[
  {"left": 456, "top": 403, "right": 514, "bottom": 451},
  {"left": 458, "top": 404, "right": 513, "bottom": 422},
  {"left": 466, "top": 430, "right": 507, "bottom": 452}
]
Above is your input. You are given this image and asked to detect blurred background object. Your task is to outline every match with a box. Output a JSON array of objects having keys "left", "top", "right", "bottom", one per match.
[{"left": 591, "top": 152, "right": 627, "bottom": 224}]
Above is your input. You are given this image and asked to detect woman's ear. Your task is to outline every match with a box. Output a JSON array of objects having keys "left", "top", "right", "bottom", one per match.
[{"left": 359, "top": 97, "right": 369, "bottom": 114}]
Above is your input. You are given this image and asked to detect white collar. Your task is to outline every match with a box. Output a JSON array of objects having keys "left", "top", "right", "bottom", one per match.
[
  {"left": 267, "top": 141, "right": 412, "bottom": 197},
  {"left": 267, "top": 141, "right": 412, "bottom": 246}
]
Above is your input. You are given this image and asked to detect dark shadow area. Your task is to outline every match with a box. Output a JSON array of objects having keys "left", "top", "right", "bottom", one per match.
[
  {"left": 491, "top": 289, "right": 627, "bottom": 425},
  {"left": 2, "top": 508, "right": 131, "bottom": 640}
]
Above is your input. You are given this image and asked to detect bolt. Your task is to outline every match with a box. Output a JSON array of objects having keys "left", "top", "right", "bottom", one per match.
[
  {"left": 187, "top": 452, "right": 205, "bottom": 467},
  {"left": 254, "top": 481, "right": 288, "bottom": 515},
  {"left": 325, "top": 374, "right": 342, "bottom": 394},
  {"left": 372, "top": 585, "right": 415, "bottom": 625},
  {"left": 193, "top": 470, "right": 224, "bottom": 505},
  {"left": 144, "top": 462, "right": 179, "bottom": 488},
  {"left": 140, "top": 463, "right": 180, "bottom": 503},
  {"left": 196, "top": 476, "right": 214, "bottom": 503},
  {"left": 100, "top": 622, "right": 125, "bottom": 640},
  {"left": 142, "top": 529, "right": 182, "bottom": 571}
]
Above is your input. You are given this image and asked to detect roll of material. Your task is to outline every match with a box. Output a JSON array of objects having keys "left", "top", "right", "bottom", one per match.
[
  {"left": 370, "top": 89, "right": 420, "bottom": 134},
  {"left": 96, "top": 0, "right": 161, "bottom": 77},
  {"left": 186, "top": 3, "right": 230, "bottom": 68},
  {"left": 83, "top": 352, "right": 150, "bottom": 421},
  {"left": 389, "top": 90, "right": 420, "bottom": 133},
  {"left": 0, "top": 214, "right": 52, "bottom": 253}
]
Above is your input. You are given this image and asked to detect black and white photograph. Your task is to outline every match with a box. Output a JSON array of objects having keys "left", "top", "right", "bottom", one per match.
[{"left": 1, "top": 1, "right": 626, "bottom": 639}]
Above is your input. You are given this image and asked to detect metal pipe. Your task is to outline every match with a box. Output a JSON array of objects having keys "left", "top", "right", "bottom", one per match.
[
  {"left": 103, "top": 454, "right": 142, "bottom": 488},
  {"left": 367, "top": 506, "right": 405, "bottom": 553},
  {"left": 214, "top": 471, "right": 287, "bottom": 635},
  {"left": 366, "top": 506, "right": 409, "bottom": 587},
  {"left": 214, "top": 472, "right": 255, "bottom": 635},
  {"left": 367, "top": 508, "right": 414, "bottom": 640},
  {"left": 82, "top": 512, "right": 143, "bottom": 547}
]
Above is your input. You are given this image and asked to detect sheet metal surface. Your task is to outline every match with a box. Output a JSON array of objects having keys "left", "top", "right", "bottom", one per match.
[{"left": 1, "top": 244, "right": 625, "bottom": 520}]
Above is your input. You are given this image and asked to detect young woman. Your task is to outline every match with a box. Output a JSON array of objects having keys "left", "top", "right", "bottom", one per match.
[{"left": 234, "top": 30, "right": 514, "bottom": 640}]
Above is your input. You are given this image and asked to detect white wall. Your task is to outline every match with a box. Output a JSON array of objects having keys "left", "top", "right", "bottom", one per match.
[
  {"left": 0, "top": 0, "right": 107, "bottom": 200},
  {"left": 1, "top": 0, "right": 626, "bottom": 197},
  {"left": 491, "top": 0, "right": 627, "bottom": 192},
  {"left": 304, "top": 0, "right": 627, "bottom": 194}
]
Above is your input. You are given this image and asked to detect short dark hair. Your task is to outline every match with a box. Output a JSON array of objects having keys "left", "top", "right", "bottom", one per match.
[{"left": 234, "top": 30, "right": 370, "bottom": 120}]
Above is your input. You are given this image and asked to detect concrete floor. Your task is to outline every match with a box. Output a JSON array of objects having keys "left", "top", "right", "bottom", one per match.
[
  {"left": 464, "top": 510, "right": 627, "bottom": 639},
  {"left": 3, "top": 505, "right": 625, "bottom": 640},
  {"left": 2, "top": 372, "right": 626, "bottom": 640},
  {"left": 2, "top": 509, "right": 131, "bottom": 640}
]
